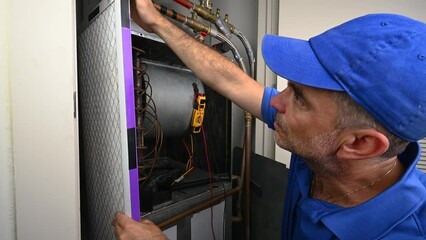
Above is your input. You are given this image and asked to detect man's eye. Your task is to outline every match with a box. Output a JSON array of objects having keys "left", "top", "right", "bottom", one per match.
[{"left": 294, "top": 93, "right": 303, "bottom": 103}]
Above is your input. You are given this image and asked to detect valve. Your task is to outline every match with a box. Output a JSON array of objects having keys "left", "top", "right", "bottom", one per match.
[
  {"left": 199, "top": 0, "right": 212, "bottom": 10},
  {"left": 216, "top": 8, "right": 221, "bottom": 19}
]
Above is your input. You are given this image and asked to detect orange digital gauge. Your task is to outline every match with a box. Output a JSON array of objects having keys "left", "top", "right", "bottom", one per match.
[{"left": 191, "top": 94, "right": 206, "bottom": 133}]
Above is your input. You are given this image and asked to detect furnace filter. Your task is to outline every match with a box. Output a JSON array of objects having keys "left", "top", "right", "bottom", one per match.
[{"left": 142, "top": 60, "right": 205, "bottom": 138}]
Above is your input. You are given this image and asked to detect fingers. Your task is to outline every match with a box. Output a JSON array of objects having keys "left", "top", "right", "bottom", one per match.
[
  {"left": 141, "top": 218, "right": 154, "bottom": 224},
  {"left": 113, "top": 223, "right": 121, "bottom": 239},
  {"left": 113, "top": 212, "right": 154, "bottom": 229},
  {"left": 131, "top": 0, "right": 164, "bottom": 33},
  {"left": 113, "top": 212, "right": 165, "bottom": 240},
  {"left": 113, "top": 212, "right": 137, "bottom": 240},
  {"left": 114, "top": 212, "right": 133, "bottom": 228}
]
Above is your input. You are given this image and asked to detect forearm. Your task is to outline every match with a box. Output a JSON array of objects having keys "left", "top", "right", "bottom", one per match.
[
  {"left": 132, "top": 0, "right": 264, "bottom": 118},
  {"left": 154, "top": 18, "right": 236, "bottom": 91}
]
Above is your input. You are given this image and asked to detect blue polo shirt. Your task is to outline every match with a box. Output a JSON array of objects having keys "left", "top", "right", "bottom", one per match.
[{"left": 261, "top": 87, "right": 426, "bottom": 240}]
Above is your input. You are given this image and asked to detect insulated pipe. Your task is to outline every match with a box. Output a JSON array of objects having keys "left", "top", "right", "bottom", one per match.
[
  {"left": 234, "top": 29, "right": 256, "bottom": 79},
  {"left": 214, "top": 32, "right": 247, "bottom": 74}
]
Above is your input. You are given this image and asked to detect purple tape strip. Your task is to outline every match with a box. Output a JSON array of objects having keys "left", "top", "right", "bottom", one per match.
[
  {"left": 122, "top": 27, "right": 136, "bottom": 129},
  {"left": 122, "top": 27, "right": 140, "bottom": 221},
  {"left": 130, "top": 168, "right": 140, "bottom": 221}
]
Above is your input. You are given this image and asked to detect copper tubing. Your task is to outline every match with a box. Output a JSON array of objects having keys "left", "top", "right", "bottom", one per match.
[
  {"left": 157, "top": 187, "right": 240, "bottom": 229},
  {"left": 154, "top": 3, "right": 187, "bottom": 23},
  {"left": 134, "top": 55, "right": 146, "bottom": 157},
  {"left": 132, "top": 49, "right": 164, "bottom": 184},
  {"left": 173, "top": 0, "right": 218, "bottom": 23},
  {"left": 154, "top": 3, "right": 212, "bottom": 34},
  {"left": 172, "top": 0, "right": 234, "bottom": 37},
  {"left": 153, "top": 2, "right": 247, "bottom": 73},
  {"left": 192, "top": 4, "right": 216, "bottom": 22}
]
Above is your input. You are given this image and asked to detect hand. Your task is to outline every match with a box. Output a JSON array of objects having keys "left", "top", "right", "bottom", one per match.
[
  {"left": 112, "top": 212, "right": 167, "bottom": 240},
  {"left": 130, "top": 0, "right": 163, "bottom": 33}
]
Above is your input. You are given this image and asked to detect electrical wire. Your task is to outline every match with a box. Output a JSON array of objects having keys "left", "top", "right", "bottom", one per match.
[
  {"left": 170, "top": 135, "right": 196, "bottom": 186},
  {"left": 221, "top": 180, "right": 227, "bottom": 240},
  {"left": 183, "top": 134, "right": 194, "bottom": 171},
  {"left": 171, "top": 166, "right": 195, "bottom": 186},
  {"left": 201, "top": 125, "right": 216, "bottom": 240}
]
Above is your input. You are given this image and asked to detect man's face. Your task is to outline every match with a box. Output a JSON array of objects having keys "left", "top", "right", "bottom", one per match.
[{"left": 271, "top": 82, "right": 341, "bottom": 163}]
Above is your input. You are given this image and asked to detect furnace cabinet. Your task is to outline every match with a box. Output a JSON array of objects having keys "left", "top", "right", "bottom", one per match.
[{"left": 76, "top": 0, "right": 258, "bottom": 239}]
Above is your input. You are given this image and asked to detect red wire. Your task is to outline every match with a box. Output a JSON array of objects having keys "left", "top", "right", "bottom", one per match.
[
  {"left": 201, "top": 126, "right": 216, "bottom": 240},
  {"left": 173, "top": 0, "right": 193, "bottom": 9}
]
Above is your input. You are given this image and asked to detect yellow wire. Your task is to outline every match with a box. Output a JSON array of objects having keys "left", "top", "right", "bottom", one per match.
[{"left": 185, "top": 134, "right": 195, "bottom": 171}]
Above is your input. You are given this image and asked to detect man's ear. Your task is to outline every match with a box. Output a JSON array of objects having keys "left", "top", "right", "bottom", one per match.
[{"left": 336, "top": 129, "right": 389, "bottom": 160}]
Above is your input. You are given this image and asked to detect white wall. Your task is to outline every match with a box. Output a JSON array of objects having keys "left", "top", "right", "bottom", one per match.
[
  {"left": 0, "top": 0, "right": 16, "bottom": 239},
  {"left": 6, "top": 0, "right": 80, "bottom": 239},
  {"left": 275, "top": 0, "right": 426, "bottom": 167},
  {"left": 255, "top": 0, "right": 279, "bottom": 160}
]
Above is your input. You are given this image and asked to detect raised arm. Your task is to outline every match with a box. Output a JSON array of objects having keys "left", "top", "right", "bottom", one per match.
[{"left": 130, "top": 0, "right": 265, "bottom": 119}]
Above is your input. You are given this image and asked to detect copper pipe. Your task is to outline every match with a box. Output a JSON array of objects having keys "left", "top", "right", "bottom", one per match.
[
  {"left": 192, "top": 4, "right": 216, "bottom": 22},
  {"left": 154, "top": 3, "right": 212, "bottom": 34},
  {"left": 134, "top": 55, "right": 146, "bottom": 163},
  {"left": 172, "top": 0, "right": 217, "bottom": 23},
  {"left": 157, "top": 187, "right": 240, "bottom": 229},
  {"left": 154, "top": 3, "right": 187, "bottom": 22},
  {"left": 153, "top": 2, "right": 247, "bottom": 72},
  {"left": 172, "top": 0, "right": 234, "bottom": 36}
]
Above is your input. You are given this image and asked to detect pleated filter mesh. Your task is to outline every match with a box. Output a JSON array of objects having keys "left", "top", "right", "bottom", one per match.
[
  {"left": 78, "top": 3, "right": 126, "bottom": 239},
  {"left": 419, "top": 139, "right": 426, "bottom": 173}
]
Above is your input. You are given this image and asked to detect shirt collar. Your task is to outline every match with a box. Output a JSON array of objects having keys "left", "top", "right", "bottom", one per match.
[{"left": 301, "top": 142, "right": 426, "bottom": 239}]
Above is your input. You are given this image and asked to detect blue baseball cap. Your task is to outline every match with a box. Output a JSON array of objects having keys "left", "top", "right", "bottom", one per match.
[{"left": 262, "top": 14, "right": 426, "bottom": 142}]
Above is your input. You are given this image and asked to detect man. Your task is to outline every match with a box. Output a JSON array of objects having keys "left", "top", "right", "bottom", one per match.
[{"left": 113, "top": 0, "right": 426, "bottom": 239}]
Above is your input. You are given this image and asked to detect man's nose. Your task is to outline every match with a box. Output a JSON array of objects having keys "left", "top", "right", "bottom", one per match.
[{"left": 270, "top": 91, "right": 286, "bottom": 113}]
